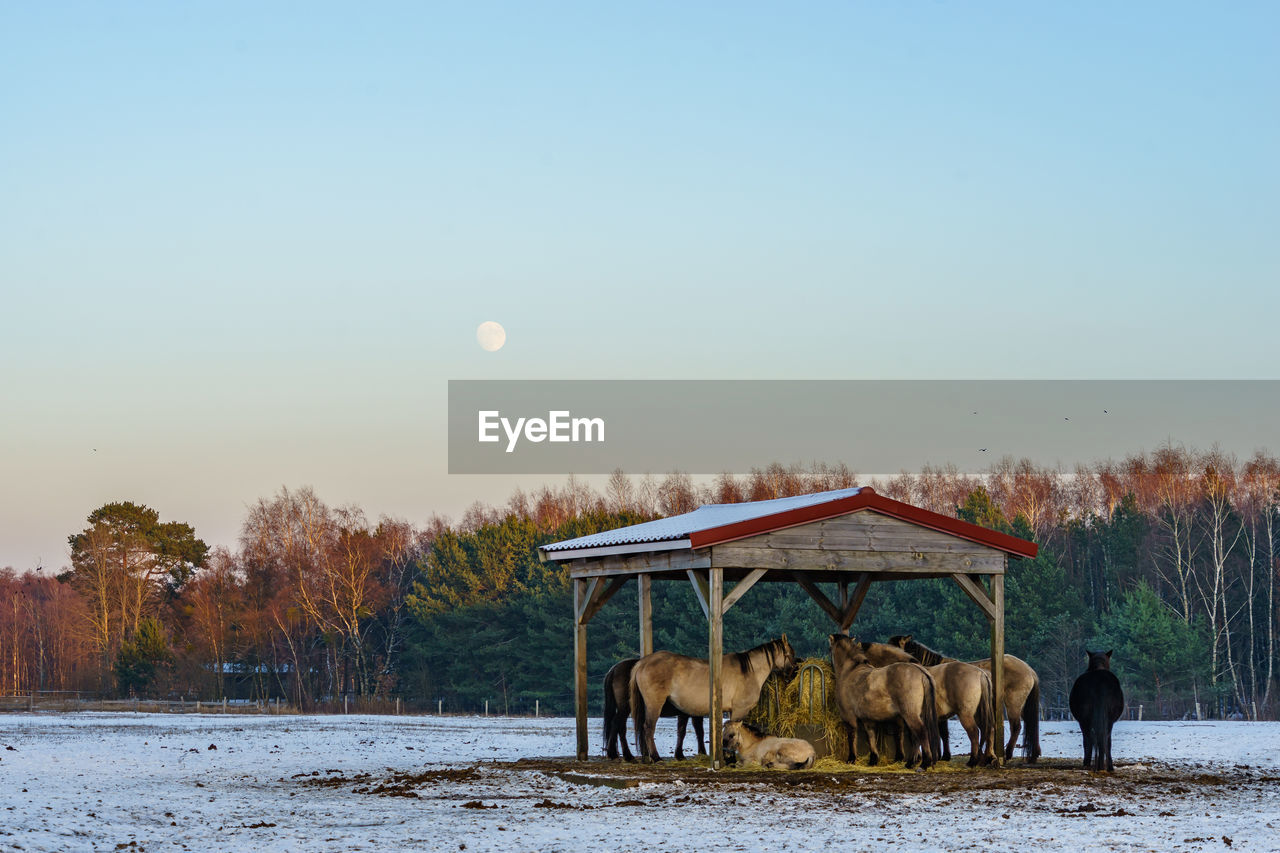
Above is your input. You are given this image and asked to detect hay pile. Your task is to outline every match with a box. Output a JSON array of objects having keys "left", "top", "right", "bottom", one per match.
[{"left": 745, "top": 657, "right": 849, "bottom": 760}]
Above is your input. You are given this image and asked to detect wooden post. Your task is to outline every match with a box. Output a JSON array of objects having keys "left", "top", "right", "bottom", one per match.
[
  {"left": 708, "top": 567, "right": 724, "bottom": 768},
  {"left": 638, "top": 574, "right": 653, "bottom": 657},
  {"left": 990, "top": 571, "right": 1006, "bottom": 767},
  {"left": 574, "top": 577, "right": 589, "bottom": 761}
]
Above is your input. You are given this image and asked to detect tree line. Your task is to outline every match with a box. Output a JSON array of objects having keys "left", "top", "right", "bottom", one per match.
[{"left": 0, "top": 445, "right": 1276, "bottom": 720}]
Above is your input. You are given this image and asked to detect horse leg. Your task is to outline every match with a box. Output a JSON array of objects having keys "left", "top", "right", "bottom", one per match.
[
  {"left": 904, "top": 713, "right": 931, "bottom": 769},
  {"left": 609, "top": 707, "right": 633, "bottom": 761},
  {"left": 693, "top": 715, "right": 706, "bottom": 755},
  {"left": 640, "top": 691, "right": 665, "bottom": 763},
  {"left": 613, "top": 696, "right": 634, "bottom": 761},
  {"left": 861, "top": 720, "right": 879, "bottom": 767},
  {"left": 1103, "top": 722, "right": 1114, "bottom": 772},
  {"left": 675, "top": 715, "right": 688, "bottom": 760},
  {"left": 645, "top": 707, "right": 663, "bottom": 763},
  {"left": 643, "top": 713, "right": 661, "bottom": 763},
  {"left": 842, "top": 720, "right": 857, "bottom": 763},
  {"left": 1080, "top": 721, "right": 1094, "bottom": 769},
  {"left": 921, "top": 713, "right": 936, "bottom": 769},
  {"left": 978, "top": 705, "right": 996, "bottom": 766},
  {"left": 957, "top": 710, "right": 981, "bottom": 768},
  {"left": 901, "top": 720, "right": 917, "bottom": 770},
  {"left": 940, "top": 713, "right": 953, "bottom": 762},
  {"left": 619, "top": 715, "right": 635, "bottom": 763},
  {"left": 1004, "top": 709, "right": 1022, "bottom": 761}
]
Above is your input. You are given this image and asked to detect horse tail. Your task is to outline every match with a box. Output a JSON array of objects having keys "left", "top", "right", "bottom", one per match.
[
  {"left": 1090, "top": 687, "right": 1109, "bottom": 771},
  {"left": 1022, "top": 676, "right": 1042, "bottom": 763},
  {"left": 629, "top": 669, "right": 646, "bottom": 758},
  {"left": 603, "top": 666, "right": 619, "bottom": 753},
  {"left": 922, "top": 672, "right": 941, "bottom": 768},
  {"left": 978, "top": 671, "right": 995, "bottom": 760}
]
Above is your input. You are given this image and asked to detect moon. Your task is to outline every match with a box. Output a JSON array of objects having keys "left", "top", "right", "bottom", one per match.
[{"left": 476, "top": 321, "right": 506, "bottom": 352}]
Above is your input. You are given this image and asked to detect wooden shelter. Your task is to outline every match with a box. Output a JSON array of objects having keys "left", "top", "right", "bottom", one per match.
[{"left": 537, "top": 487, "right": 1038, "bottom": 767}]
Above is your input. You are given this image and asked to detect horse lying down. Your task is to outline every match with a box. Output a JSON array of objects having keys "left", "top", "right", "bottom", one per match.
[{"left": 723, "top": 721, "right": 816, "bottom": 770}]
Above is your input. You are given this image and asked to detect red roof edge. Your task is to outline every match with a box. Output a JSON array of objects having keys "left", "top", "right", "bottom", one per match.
[{"left": 688, "top": 487, "right": 1039, "bottom": 559}]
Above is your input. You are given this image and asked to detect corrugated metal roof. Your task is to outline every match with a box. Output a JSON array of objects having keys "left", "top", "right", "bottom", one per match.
[{"left": 540, "top": 487, "right": 864, "bottom": 553}]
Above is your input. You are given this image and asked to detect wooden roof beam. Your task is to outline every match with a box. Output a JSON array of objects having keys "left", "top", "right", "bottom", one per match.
[
  {"left": 951, "top": 573, "right": 997, "bottom": 622},
  {"left": 577, "top": 575, "right": 628, "bottom": 626},
  {"left": 722, "top": 568, "right": 768, "bottom": 613}
]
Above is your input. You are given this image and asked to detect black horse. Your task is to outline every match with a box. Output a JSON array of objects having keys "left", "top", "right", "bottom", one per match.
[
  {"left": 1068, "top": 650, "right": 1125, "bottom": 772},
  {"left": 602, "top": 658, "right": 704, "bottom": 761}
]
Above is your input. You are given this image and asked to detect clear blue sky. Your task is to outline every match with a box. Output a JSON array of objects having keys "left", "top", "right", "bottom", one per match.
[{"left": 2, "top": 2, "right": 1277, "bottom": 570}]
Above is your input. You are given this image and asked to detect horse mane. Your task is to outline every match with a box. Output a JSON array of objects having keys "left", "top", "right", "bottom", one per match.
[
  {"left": 901, "top": 638, "right": 947, "bottom": 666},
  {"left": 737, "top": 720, "right": 767, "bottom": 738},
  {"left": 745, "top": 638, "right": 781, "bottom": 656},
  {"left": 741, "top": 637, "right": 785, "bottom": 673}
]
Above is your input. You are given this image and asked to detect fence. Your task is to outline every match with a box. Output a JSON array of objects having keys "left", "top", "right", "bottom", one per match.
[
  {"left": 0, "top": 691, "right": 560, "bottom": 716},
  {"left": 1041, "top": 701, "right": 1275, "bottom": 722}
]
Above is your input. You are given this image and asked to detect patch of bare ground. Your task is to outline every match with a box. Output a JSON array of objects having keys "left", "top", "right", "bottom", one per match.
[
  {"left": 286, "top": 755, "right": 1277, "bottom": 803},
  {"left": 288, "top": 766, "right": 482, "bottom": 796}
]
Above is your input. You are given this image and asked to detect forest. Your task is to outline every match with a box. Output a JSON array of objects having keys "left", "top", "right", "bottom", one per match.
[{"left": 1, "top": 444, "right": 1276, "bottom": 721}]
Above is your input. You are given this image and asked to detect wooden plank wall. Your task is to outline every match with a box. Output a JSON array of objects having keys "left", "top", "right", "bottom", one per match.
[{"left": 712, "top": 511, "right": 1005, "bottom": 573}]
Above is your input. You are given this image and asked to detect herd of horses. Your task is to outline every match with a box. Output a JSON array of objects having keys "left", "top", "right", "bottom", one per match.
[{"left": 605, "top": 634, "right": 1125, "bottom": 772}]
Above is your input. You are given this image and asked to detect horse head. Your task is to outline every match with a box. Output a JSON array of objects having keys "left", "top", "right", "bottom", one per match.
[
  {"left": 725, "top": 719, "right": 764, "bottom": 746},
  {"left": 774, "top": 635, "right": 798, "bottom": 681},
  {"left": 829, "top": 633, "right": 868, "bottom": 670},
  {"left": 723, "top": 720, "right": 743, "bottom": 755},
  {"left": 723, "top": 720, "right": 765, "bottom": 764},
  {"left": 1086, "top": 649, "right": 1113, "bottom": 671}
]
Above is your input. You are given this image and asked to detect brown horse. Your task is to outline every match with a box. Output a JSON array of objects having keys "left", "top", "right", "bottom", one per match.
[
  {"left": 829, "top": 634, "right": 940, "bottom": 769},
  {"left": 859, "top": 639, "right": 993, "bottom": 766},
  {"left": 888, "top": 634, "right": 1041, "bottom": 763},
  {"left": 849, "top": 639, "right": 940, "bottom": 763},
  {"left": 630, "top": 636, "right": 796, "bottom": 763},
  {"left": 603, "top": 658, "right": 704, "bottom": 761},
  {"left": 723, "top": 721, "right": 816, "bottom": 770}
]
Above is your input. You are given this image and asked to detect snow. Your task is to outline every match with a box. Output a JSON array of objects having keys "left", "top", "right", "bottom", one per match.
[{"left": 1, "top": 713, "right": 1278, "bottom": 852}]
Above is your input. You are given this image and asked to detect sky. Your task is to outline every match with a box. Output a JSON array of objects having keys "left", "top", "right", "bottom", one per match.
[{"left": 2, "top": 2, "right": 1277, "bottom": 571}]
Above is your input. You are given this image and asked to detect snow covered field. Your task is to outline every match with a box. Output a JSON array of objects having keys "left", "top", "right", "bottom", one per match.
[{"left": 1, "top": 712, "right": 1277, "bottom": 852}]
